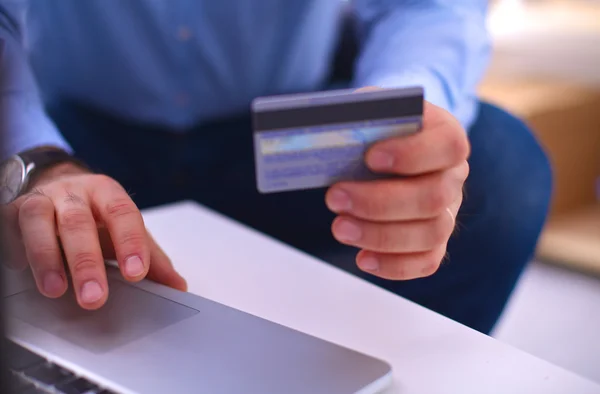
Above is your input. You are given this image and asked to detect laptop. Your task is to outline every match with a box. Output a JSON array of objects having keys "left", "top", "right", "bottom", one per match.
[{"left": 0, "top": 262, "right": 392, "bottom": 394}]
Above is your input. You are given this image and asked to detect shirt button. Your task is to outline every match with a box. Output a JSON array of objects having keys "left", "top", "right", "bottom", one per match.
[{"left": 177, "top": 26, "right": 192, "bottom": 41}]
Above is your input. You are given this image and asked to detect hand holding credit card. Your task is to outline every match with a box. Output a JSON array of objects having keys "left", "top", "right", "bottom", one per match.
[
  {"left": 252, "top": 86, "right": 424, "bottom": 193},
  {"left": 252, "top": 86, "right": 470, "bottom": 282}
]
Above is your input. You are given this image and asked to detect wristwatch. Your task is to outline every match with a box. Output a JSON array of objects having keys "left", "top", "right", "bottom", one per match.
[{"left": 0, "top": 147, "right": 86, "bottom": 204}]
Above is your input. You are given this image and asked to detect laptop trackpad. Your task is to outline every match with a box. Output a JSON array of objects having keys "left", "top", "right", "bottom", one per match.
[{"left": 5, "top": 280, "right": 199, "bottom": 354}]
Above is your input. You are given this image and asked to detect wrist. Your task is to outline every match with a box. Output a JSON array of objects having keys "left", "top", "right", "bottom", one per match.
[
  {"left": 0, "top": 146, "right": 91, "bottom": 204},
  {"left": 28, "top": 162, "right": 91, "bottom": 191},
  {"left": 19, "top": 146, "right": 91, "bottom": 188},
  {"left": 35, "top": 159, "right": 89, "bottom": 178}
]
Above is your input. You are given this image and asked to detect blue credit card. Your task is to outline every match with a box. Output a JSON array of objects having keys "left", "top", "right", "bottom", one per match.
[{"left": 252, "top": 87, "right": 424, "bottom": 193}]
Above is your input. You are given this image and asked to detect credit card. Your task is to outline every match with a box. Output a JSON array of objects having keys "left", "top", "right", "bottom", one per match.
[{"left": 252, "top": 86, "right": 424, "bottom": 194}]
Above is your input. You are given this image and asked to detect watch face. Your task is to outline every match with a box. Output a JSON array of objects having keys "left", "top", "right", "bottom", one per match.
[{"left": 0, "top": 156, "right": 26, "bottom": 204}]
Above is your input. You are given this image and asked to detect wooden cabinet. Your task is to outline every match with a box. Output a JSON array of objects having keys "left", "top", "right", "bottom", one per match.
[{"left": 480, "top": 1, "right": 600, "bottom": 274}]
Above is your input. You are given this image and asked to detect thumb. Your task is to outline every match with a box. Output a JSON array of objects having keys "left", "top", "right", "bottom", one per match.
[{"left": 145, "top": 232, "right": 188, "bottom": 292}]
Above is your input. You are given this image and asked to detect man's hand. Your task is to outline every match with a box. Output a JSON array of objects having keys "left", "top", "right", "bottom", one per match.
[
  {"left": 326, "top": 100, "right": 470, "bottom": 280},
  {"left": 1, "top": 162, "right": 187, "bottom": 309}
]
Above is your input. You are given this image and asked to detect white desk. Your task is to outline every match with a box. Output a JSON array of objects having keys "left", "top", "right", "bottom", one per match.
[{"left": 143, "top": 201, "right": 600, "bottom": 394}]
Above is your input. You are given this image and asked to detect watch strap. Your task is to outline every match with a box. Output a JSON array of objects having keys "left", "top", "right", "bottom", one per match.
[{"left": 19, "top": 147, "right": 90, "bottom": 174}]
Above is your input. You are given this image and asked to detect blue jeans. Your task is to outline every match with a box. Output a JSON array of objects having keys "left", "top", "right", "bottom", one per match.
[{"left": 47, "top": 98, "right": 552, "bottom": 335}]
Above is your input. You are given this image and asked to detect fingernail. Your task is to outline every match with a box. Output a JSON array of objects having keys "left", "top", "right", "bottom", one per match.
[
  {"left": 125, "top": 255, "right": 144, "bottom": 277},
  {"left": 327, "top": 189, "right": 352, "bottom": 212},
  {"left": 43, "top": 272, "right": 64, "bottom": 295},
  {"left": 335, "top": 219, "right": 362, "bottom": 242},
  {"left": 368, "top": 150, "right": 394, "bottom": 170},
  {"left": 359, "top": 256, "right": 380, "bottom": 272},
  {"left": 81, "top": 281, "right": 104, "bottom": 304}
]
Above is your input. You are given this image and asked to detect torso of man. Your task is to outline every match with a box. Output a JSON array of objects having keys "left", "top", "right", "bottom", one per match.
[{"left": 26, "top": 0, "right": 344, "bottom": 129}]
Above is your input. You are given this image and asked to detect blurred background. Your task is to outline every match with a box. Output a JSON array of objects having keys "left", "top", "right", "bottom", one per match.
[{"left": 482, "top": 0, "right": 600, "bottom": 384}]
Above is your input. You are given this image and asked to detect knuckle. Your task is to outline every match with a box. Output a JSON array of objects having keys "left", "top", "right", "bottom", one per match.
[
  {"left": 374, "top": 226, "right": 395, "bottom": 251},
  {"left": 463, "top": 163, "right": 470, "bottom": 184},
  {"left": 442, "top": 114, "right": 468, "bottom": 153},
  {"left": 454, "top": 160, "right": 470, "bottom": 183},
  {"left": 28, "top": 244, "right": 59, "bottom": 264},
  {"left": 105, "top": 198, "right": 138, "bottom": 220},
  {"left": 92, "top": 173, "right": 113, "bottom": 185},
  {"left": 359, "top": 184, "right": 394, "bottom": 218},
  {"left": 420, "top": 260, "right": 441, "bottom": 277},
  {"left": 117, "top": 229, "right": 145, "bottom": 248},
  {"left": 449, "top": 131, "right": 470, "bottom": 162},
  {"left": 424, "top": 179, "right": 453, "bottom": 215},
  {"left": 70, "top": 252, "right": 100, "bottom": 276},
  {"left": 62, "top": 190, "right": 86, "bottom": 206},
  {"left": 18, "top": 194, "right": 53, "bottom": 221},
  {"left": 428, "top": 216, "right": 453, "bottom": 246},
  {"left": 363, "top": 199, "right": 387, "bottom": 218},
  {"left": 388, "top": 263, "right": 408, "bottom": 280},
  {"left": 94, "top": 174, "right": 121, "bottom": 190},
  {"left": 58, "top": 208, "right": 93, "bottom": 232}
]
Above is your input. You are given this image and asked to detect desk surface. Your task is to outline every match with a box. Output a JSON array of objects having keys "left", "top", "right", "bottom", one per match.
[{"left": 143, "top": 201, "right": 600, "bottom": 394}]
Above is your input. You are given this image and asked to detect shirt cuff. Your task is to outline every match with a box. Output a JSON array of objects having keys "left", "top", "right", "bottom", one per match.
[{"left": 1, "top": 93, "right": 72, "bottom": 161}]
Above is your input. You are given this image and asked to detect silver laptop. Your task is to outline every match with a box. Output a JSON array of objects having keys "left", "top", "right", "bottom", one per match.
[{"left": 1, "top": 264, "right": 392, "bottom": 394}]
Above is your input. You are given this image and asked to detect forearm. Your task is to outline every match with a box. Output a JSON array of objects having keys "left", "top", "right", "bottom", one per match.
[
  {"left": 1, "top": 4, "right": 71, "bottom": 160},
  {"left": 352, "top": 0, "right": 491, "bottom": 129}
]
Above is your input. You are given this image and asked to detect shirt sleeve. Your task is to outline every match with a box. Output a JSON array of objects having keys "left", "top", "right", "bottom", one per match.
[
  {"left": 1, "top": 2, "right": 71, "bottom": 161},
  {"left": 351, "top": 0, "right": 491, "bottom": 129}
]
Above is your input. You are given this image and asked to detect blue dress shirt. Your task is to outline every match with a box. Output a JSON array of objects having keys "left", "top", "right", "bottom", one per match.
[{"left": 0, "top": 0, "right": 490, "bottom": 159}]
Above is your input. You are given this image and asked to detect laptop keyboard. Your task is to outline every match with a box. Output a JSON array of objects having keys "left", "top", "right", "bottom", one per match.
[{"left": 6, "top": 340, "right": 117, "bottom": 394}]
